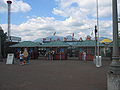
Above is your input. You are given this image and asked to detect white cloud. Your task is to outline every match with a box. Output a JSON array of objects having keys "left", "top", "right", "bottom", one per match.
[
  {"left": 53, "top": 0, "right": 115, "bottom": 18},
  {"left": 1, "top": 0, "right": 120, "bottom": 41},
  {"left": 0, "top": 0, "right": 31, "bottom": 13},
  {"left": 1, "top": 16, "right": 113, "bottom": 41}
]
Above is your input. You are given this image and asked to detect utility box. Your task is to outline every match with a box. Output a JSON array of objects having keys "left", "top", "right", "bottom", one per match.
[{"left": 95, "top": 56, "right": 102, "bottom": 67}]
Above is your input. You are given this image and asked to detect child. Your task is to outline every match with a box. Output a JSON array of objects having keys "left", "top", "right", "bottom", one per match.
[{"left": 19, "top": 51, "right": 24, "bottom": 65}]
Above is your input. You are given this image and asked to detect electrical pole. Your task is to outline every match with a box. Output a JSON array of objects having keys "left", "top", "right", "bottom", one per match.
[
  {"left": 107, "top": 0, "right": 120, "bottom": 90},
  {"left": 110, "top": 0, "right": 120, "bottom": 75}
]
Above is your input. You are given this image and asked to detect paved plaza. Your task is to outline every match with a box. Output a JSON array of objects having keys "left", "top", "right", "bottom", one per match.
[{"left": 0, "top": 60, "right": 111, "bottom": 90}]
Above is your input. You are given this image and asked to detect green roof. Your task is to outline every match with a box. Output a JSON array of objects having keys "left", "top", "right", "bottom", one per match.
[
  {"left": 39, "top": 41, "right": 70, "bottom": 47},
  {"left": 75, "top": 40, "right": 104, "bottom": 47},
  {"left": 10, "top": 41, "right": 40, "bottom": 47}
]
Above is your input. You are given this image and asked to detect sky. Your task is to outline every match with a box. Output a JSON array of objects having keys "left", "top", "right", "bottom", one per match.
[{"left": 0, "top": 0, "right": 120, "bottom": 41}]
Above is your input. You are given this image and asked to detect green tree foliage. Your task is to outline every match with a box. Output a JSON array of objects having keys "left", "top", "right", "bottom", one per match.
[{"left": 0, "top": 26, "right": 7, "bottom": 57}]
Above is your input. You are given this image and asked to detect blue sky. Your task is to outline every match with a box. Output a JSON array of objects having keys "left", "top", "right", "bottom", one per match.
[
  {"left": 1, "top": 0, "right": 58, "bottom": 24},
  {"left": 0, "top": 0, "right": 120, "bottom": 41}
]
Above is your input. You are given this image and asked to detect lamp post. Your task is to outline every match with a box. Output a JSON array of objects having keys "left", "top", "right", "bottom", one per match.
[
  {"left": 107, "top": 0, "right": 120, "bottom": 90},
  {"left": 7, "top": 0, "right": 12, "bottom": 41}
]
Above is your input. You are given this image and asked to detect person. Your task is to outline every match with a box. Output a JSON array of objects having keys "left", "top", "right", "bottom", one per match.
[
  {"left": 23, "top": 48, "right": 28, "bottom": 64},
  {"left": 83, "top": 51, "right": 86, "bottom": 62},
  {"left": 45, "top": 51, "right": 47, "bottom": 60},
  {"left": 48, "top": 51, "right": 51, "bottom": 60},
  {"left": 52, "top": 50, "right": 55, "bottom": 60},
  {"left": 19, "top": 51, "right": 24, "bottom": 65},
  {"left": 26, "top": 50, "right": 31, "bottom": 64}
]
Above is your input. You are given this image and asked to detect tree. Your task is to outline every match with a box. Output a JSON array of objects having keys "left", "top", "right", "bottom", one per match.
[{"left": 0, "top": 26, "right": 7, "bottom": 61}]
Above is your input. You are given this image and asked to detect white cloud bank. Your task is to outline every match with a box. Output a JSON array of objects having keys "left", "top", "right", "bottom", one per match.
[
  {"left": 1, "top": 0, "right": 120, "bottom": 41},
  {"left": 0, "top": 0, "right": 31, "bottom": 13}
]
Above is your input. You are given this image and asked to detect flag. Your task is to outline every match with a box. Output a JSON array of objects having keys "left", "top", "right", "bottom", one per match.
[
  {"left": 79, "top": 37, "right": 83, "bottom": 41},
  {"left": 50, "top": 38, "right": 52, "bottom": 41},
  {"left": 72, "top": 33, "right": 74, "bottom": 41},
  {"left": 91, "top": 30, "right": 93, "bottom": 36},
  {"left": 53, "top": 32, "right": 56, "bottom": 36},
  {"left": 57, "top": 38, "right": 60, "bottom": 41},
  {"left": 72, "top": 33, "right": 74, "bottom": 37},
  {"left": 64, "top": 37, "right": 67, "bottom": 41},
  {"left": 43, "top": 38, "right": 46, "bottom": 41}
]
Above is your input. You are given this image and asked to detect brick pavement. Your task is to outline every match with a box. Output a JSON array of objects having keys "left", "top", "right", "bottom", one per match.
[{"left": 0, "top": 60, "right": 111, "bottom": 90}]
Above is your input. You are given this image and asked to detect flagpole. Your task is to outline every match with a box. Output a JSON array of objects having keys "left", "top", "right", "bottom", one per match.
[
  {"left": 95, "top": 0, "right": 101, "bottom": 67},
  {"left": 96, "top": 0, "right": 99, "bottom": 55}
]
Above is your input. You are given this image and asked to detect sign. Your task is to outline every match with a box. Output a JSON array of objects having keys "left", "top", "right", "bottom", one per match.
[
  {"left": 10, "top": 36, "right": 21, "bottom": 42},
  {"left": 6, "top": 53, "right": 14, "bottom": 64}
]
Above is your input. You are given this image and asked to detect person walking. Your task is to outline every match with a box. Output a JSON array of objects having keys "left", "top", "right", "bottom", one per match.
[
  {"left": 26, "top": 50, "right": 31, "bottom": 64},
  {"left": 19, "top": 51, "right": 24, "bottom": 65}
]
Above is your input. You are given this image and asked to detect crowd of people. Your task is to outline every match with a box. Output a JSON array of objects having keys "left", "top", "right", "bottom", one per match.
[
  {"left": 19, "top": 48, "right": 31, "bottom": 65},
  {"left": 45, "top": 50, "right": 55, "bottom": 60},
  {"left": 19, "top": 48, "right": 87, "bottom": 63},
  {"left": 79, "top": 51, "right": 87, "bottom": 61}
]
